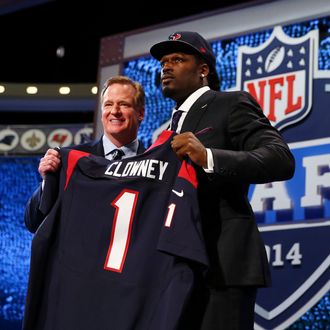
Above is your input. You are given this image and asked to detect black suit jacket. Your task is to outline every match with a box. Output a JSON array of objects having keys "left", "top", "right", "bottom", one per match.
[
  {"left": 24, "top": 137, "right": 145, "bottom": 233},
  {"left": 180, "top": 89, "right": 295, "bottom": 288}
]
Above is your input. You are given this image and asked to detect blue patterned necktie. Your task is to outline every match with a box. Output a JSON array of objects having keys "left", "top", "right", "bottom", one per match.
[
  {"left": 171, "top": 110, "right": 183, "bottom": 132},
  {"left": 106, "top": 149, "right": 125, "bottom": 160}
]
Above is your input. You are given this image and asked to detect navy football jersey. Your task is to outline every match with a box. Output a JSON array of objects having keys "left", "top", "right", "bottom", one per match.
[{"left": 23, "top": 130, "right": 208, "bottom": 330}]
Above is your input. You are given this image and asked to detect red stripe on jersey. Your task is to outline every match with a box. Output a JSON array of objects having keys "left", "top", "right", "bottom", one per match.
[
  {"left": 65, "top": 150, "right": 90, "bottom": 190},
  {"left": 145, "top": 130, "right": 174, "bottom": 152},
  {"left": 178, "top": 160, "right": 198, "bottom": 188}
]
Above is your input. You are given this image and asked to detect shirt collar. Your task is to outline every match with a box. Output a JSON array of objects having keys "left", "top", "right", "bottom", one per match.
[
  {"left": 102, "top": 135, "right": 139, "bottom": 158},
  {"left": 177, "top": 86, "right": 210, "bottom": 112}
]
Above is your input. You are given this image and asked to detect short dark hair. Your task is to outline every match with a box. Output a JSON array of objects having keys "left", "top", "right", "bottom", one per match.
[
  {"left": 194, "top": 55, "right": 220, "bottom": 91},
  {"left": 208, "top": 68, "right": 221, "bottom": 91}
]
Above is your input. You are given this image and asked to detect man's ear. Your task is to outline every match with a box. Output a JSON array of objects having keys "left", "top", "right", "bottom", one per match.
[
  {"left": 138, "top": 107, "right": 145, "bottom": 122},
  {"left": 200, "top": 63, "right": 210, "bottom": 77}
]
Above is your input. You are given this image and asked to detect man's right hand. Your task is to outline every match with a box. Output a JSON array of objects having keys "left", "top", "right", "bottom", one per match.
[{"left": 38, "top": 148, "right": 61, "bottom": 179}]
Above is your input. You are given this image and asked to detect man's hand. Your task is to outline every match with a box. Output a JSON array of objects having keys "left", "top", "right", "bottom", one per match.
[
  {"left": 38, "top": 148, "right": 61, "bottom": 179},
  {"left": 171, "top": 132, "right": 207, "bottom": 167}
]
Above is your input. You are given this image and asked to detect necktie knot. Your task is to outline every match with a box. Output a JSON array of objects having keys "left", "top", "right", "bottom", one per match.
[
  {"left": 106, "top": 149, "right": 125, "bottom": 160},
  {"left": 171, "top": 110, "right": 183, "bottom": 132}
]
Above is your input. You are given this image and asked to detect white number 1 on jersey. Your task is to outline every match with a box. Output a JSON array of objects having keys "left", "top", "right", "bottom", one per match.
[{"left": 104, "top": 189, "right": 139, "bottom": 273}]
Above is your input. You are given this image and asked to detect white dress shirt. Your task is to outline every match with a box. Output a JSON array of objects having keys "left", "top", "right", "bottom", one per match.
[
  {"left": 170, "top": 86, "right": 214, "bottom": 173},
  {"left": 102, "top": 135, "right": 139, "bottom": 160}
]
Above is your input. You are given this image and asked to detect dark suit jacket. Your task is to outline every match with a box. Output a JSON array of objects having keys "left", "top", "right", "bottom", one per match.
[
  {"left": 180, "top": 90, "right": 295, "bottom": 288},
  {"left": 24, "top": 137, "right": 145, "bottom": 233}
]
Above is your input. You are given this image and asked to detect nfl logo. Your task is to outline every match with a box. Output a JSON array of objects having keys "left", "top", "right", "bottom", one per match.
[{"left": 236, "top": 26, "right": 317, "bottom": 131}]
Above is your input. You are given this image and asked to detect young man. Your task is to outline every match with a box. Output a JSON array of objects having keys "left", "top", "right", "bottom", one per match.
[
  {"left": 24, "top": 75, "right": 145, "bottom": 233},
  {"left": 150, "top": 31, "right": 295, "bottom": 329}
]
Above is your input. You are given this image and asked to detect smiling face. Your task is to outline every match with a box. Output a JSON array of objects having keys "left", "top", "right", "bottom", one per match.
[
  {"left": 160, "top": 52, "right": 209, "bottom": 106},
  {"left": 101, "top": 83, "right": 144, "bottom": 147}
]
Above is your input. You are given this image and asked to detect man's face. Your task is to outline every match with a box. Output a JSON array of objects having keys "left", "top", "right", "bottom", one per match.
[
  {"left": 160, "top": 52, "right": 204, "bottom": 102},
  {"left": 101, "top": 83, "right": 144, "bottom": 146}
]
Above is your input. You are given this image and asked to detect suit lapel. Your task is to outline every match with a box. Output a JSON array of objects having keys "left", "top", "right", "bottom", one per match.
[
  {"left": 181, "top": 90, "right": 215, "bottom": 133},
  {"left": 81, "top": 138, "right": 104, "bottom": 156},
  {"left": 137, "top": 141, "right": 146, "bottom": 154},
  {"left": 92, "top": 138, "right": 105, "bottom": 156}
]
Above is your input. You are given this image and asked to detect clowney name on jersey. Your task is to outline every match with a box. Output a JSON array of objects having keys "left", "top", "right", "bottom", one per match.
[{"left": 105, "top": 158, "right": 168, "bottom": 180}]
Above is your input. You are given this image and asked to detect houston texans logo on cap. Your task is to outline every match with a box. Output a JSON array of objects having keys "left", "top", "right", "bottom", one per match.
[{"left": 169, "top": 33, "right": 181, "bottom": 41}]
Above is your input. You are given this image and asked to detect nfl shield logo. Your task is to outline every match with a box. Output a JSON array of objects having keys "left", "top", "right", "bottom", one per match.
[{"left": 236, "top": 26, "right": 317, "bottom": 130}]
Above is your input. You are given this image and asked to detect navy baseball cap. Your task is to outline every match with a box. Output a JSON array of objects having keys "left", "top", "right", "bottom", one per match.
[{"left": 150, "top": 31, "right": 216, "bottom": 73}]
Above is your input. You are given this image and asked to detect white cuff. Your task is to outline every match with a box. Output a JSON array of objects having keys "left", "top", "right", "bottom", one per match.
[{"left": 203, "top": 148, "right": 214, "bottom": 173}]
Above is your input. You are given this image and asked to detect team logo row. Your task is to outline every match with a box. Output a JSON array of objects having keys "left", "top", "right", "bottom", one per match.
[{"left": 0, "top": 127, "right": 93, "bottom": 153}]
